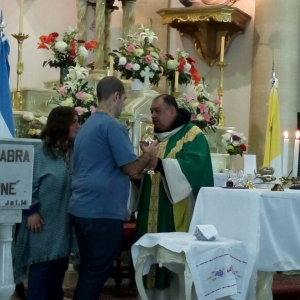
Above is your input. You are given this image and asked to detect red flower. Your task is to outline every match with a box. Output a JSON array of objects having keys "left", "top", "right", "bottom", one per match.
[
  {"left": 177, "top": 57, "right": 186, "bottom": 72},
  {"left": 70, "top": 40, "right": 76, "bottom": 57},
  {"left": 85, "top": 40, "right": 98, "bottom": 50},
  {"left": 50, "top": 32, "right": 59, "bottom": 38},
  {"left": 240, "top": 144, "right": 247, "bottom": 151},
  {"left": 37, "top": 42, "right": 49, "bottom": 50},
  {"left": 165, "top": 54, "right": 174, "bottom": 59},
  {"left": 78, "top": 39, "right": 85, "bottom": 44},
  {"left": 187, "top": 57, "right": 196, "bottom": 64}
]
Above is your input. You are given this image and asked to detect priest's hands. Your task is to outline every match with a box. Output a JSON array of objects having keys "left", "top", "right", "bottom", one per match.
[{"left": 27, "top": 213, "right": 45, "bottom": 233}]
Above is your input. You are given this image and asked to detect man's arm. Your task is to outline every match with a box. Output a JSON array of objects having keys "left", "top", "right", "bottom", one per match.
[{"left": 121, "top": 141, "right": 159, "bottom": 177}]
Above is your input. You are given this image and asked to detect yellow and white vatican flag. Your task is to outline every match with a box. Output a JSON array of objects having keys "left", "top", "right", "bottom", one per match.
[{"left": 263, "top": 78, "right": 282, "bottom": 181}]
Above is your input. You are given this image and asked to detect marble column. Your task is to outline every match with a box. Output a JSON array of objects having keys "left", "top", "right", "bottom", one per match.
[
  {"left": 122, "top": 0, "right": 136, "bottom": 38},
  {"left": 77, "top": 0, "right": 88, "bottom": 41},
  {"left": 94, "top": 0, "right": 106, "bottom": 70},
  {"left": 103, "top": 10, "right": 112, "bottom": 67},
  {"left": 249, "top": 0, "right": 300, "bottom": 172}
]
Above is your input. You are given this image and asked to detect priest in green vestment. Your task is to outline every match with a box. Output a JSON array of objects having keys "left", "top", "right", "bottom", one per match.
[{"left": 134, "top": 94, "right": 214, "bottom": 291}]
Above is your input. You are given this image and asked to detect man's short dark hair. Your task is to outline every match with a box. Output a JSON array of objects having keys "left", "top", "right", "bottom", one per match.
[
  {"left": 154, "top": 94, "right": 179, "bottom": 112},
  {"left": 96, "top": 76, "right": 125, "bottom": 102}
]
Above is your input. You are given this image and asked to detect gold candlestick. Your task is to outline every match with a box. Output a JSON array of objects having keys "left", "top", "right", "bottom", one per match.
[
  {"left": 11, "top": 33, "right": 29, "bottom": 111},
  {"left": 216, "top": 61, "right": 228, "bottom": 126}
]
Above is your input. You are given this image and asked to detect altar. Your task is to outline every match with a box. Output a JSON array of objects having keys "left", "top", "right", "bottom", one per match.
[{"left": 189, "top": 187, "right": 300, "bottom": 299}]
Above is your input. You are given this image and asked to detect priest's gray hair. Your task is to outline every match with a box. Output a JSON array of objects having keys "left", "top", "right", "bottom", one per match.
[{"left": 96, "top": 76, "right": 125, "bottom": 102}]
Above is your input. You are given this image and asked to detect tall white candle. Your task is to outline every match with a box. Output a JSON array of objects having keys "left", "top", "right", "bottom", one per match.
[
  {"left": 19, "top": 0, "right": 24, "bottom": 33},
  {"left": 109, "top": 56, "right": 114, "bottom": 76},
  {"left": 292, "top": 130, "right": 300, "bottom": 178},
  {"left": 174, "top": 71, "right": 179, "bottom": 89},
  {"left": 282, "top": 131, "right": 289, "bottom": 177},
  {"left": 220, "top": 36, "right": 225, "bottom": 62}
]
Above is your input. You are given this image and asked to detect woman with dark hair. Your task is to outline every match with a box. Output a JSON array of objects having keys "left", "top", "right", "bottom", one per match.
[{"left": 14, "top": 106, "right": 80, "bottom": 300}]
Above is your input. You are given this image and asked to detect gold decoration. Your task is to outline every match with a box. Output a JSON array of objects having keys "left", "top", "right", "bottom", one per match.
[
  {"left": 216, "top": 61, "right": 228, "bottom": 126},
  {"left": 271, "top": 184, "right": 284, "bottom": 191},
  {"left": 157, "top": 7, "right": 251, "bottom": 66},
  {"left": 11, "top": 33, "right": 29, "bottom": 111}
]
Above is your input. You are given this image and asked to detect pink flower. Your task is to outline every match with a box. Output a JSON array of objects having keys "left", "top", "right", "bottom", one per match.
[
  {"left": 198, "top": 103, "right": 206, "bottom": 113},
  {"left": 148, "top": 47, "right": 154, "bottom": 52},
  {"left": 126, "top": 45, "right": 135, "bottom": 52},
  {"left": 185, "top": 96, "right": 192, "bottom": 103},
  {"left": 90, "top": 106, "right": 96, "bottom": 114},
  {"left": 75, "top": 106, "right": 83, "bottom": 115},
  {"left": 159, "top": 53, "right": 163, "bottom": 61},
  {"left": 76, "top": 92, "right": 85, "bottom": 100},
  {"left": 191, "top": 114, "right": 197, "bottom": 120},
  {"left": 214, "top": 99, "right": 221, "bottom": 105},
  {"left": 58, "top": 86, "right": 67, "bottom": 94},
  {"left": 145, "top": 55, "right": 153, "bottom": 63},
  {"left": 125, "top": 63, "right": 133, "bottom": 70},
  {"left": 203, "top": 113, "right": 210, "bottom": 121}
]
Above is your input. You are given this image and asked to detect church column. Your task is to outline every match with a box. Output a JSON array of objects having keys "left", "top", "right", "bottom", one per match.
[
  {"left": 122, "top": 0, "right": 136, "bottom": 38},
  {"left": 94, "top": 0, "right": 106, "bottom": 70},
  {"left": 249, "top": 0, "right": 300, "bottom": 172},
  {"left": 77, "top": 0, "right": 87, "bottom": 41}
]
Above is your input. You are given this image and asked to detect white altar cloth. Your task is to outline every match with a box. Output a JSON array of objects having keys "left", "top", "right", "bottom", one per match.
[
  {"left": 132, "top": 232, "right": 252, "bottom": 300},
  {"left": 189, "top": 187, "right": 300, "bottom": 298}
]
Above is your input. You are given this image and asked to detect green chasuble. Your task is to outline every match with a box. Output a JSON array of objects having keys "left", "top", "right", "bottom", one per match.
[{"left": 135, "top": 122, "right": 214, "bottom": 289}]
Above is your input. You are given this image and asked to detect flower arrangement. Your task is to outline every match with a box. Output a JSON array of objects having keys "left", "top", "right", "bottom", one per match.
[
  {"left": 22, "top": 112, "right": 47, "bottom": 138},
  {"left": 176, "top": 77, "right": 220, "bottom": 131},
  {"left": 38, "top": 27, "right": 97, "bottom": 68},
  {"left": 47, "top": 65, "right": 98, "bottom": 124},
  {"left": 222, "top": 131, "right": 247, "bottom": 156},
  {"left": 161, "top": 48, "right": 201, "bottom": 87},
  {"left": 109, "top": 24, "right": 163, "bottom": 86}
]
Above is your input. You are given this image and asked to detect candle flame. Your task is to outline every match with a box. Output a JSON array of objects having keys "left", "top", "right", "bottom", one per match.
[
  {"left": 296, "top": 130, "right": 300, "bottom": 139},
  {"left": 284, "top": 131, "right": 288, "bottom": 139}
]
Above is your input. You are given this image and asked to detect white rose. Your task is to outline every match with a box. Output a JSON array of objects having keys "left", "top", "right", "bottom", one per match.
[
  {"left": 205, "top": 101, "right": 214, "bottom": 108},
  {"left": 232, "top": 141, "right": 240, "bottom": 147},
  {"left": 222, "top": 133, "right": 231, "bottom": 141},
  {"left": 84, "top": 93, "right": 94, "bottom": 101},
  {"left": 150, "top": 63, "right": 159, "bottom": 71},
  {"left": 167, "top": 60, "right": 179, "bottom": 70},
  {"left": 132, "top": 63, "right": 141, "bottom": 71},
  {"left": 35, "top": 116, "right": 48, "bottom": 125},
  {"left": 35, "top": 129, "right": 42, "bottom": 136},
  {"left": 23, "top": 112, "right": 35, "bottom": 122},
  {"left": 184, "top": 63, "right": 191, "bottom": 72},
  {"left": 119, "top": 57, "right": 127, "bottom": 66},
  {"left": 196, "top": 114, "right": 204, "bottom": 121},
  {"left": 134, "top": 49, "right": 144, "bottom": 56},
  {"left": 55, "top": 41, "right": 68, "bottom": 53},
  {"left": 78, "top": 46, "right": 89, "bottom": 59}
]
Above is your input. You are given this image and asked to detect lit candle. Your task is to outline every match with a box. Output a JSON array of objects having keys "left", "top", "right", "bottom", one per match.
[
  {"left": 109, "top": 56, "right": 114, "bottom": 76},
  {"left": 282, "top": 131, "right": 289, "bottom": 177},
  {"left": 220, "top": 36, "right": 225, "bottom": 62},
  {"left": 292, "top": 130, "right": 300, "bottom": 178},
  {"left": 174, "top": 71, "right": 179, "bottom": 89},
  {"left": 19, "top": 0, "right": 24, "bottom": 33}
]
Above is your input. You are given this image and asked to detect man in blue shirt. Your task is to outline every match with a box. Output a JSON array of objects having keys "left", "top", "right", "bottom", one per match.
[{"left": 68, "top": 76, "right": 158, "bottom": 300}]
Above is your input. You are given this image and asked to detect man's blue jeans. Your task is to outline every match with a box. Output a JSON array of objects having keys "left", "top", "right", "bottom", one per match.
[
  {"left": 70, "top": 216, "right": 123, "bottom": 300},
  {"left": 27, "top": 257, "right": 69, "bottom": 300}
]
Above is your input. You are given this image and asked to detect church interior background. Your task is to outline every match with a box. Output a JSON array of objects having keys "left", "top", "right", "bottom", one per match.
[{"left": 2, "top": 0, "right": 300, "bottom": 175}]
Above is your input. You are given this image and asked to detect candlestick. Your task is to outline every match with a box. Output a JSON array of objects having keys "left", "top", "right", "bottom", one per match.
[
  {"left": 220, "top": 36, "right": 225, "bottom": 62},
  {"left": 174, "top": 71, "right": 179, "bottom": 90},
  {"left": 282, "top": 131, "right": 289, "bottom": 177},
  {"left": 292, "top": 130, "right": 300, "bottom": 178},
  {"left": 109, "top": 56, "right": 114, "bottom": 76},
  {"left": 216, "top": 61, "right": 228, "bottom": 126},
  {"left": 19, "top": 0, "right": 24, "bottom": 33}
]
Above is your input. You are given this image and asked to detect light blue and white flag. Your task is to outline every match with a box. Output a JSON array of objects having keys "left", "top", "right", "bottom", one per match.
[{"left": 0, "top": 32, "right": 14, "bottom": 138}]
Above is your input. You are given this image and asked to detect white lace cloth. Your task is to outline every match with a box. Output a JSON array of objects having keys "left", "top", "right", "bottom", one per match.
[{"left": 132, "top": 232, "right": 252, "bottom": 300}]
